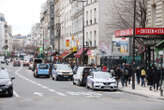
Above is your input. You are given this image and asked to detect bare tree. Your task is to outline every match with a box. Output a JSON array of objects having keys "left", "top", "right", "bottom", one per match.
[{"left": 108, "top": 0, "right": 147, "bottom": 30}]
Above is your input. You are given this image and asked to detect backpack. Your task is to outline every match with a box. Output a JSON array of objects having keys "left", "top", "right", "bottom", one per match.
[
  {"left": 141, "top": 69, "right": 146, "bottom": 76},
  {"left": 124, "top": 69, "right": 129, "bottom": 75}
]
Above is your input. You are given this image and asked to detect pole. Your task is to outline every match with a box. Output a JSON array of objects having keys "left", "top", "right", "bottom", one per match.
[
  {"left": 132, "top": 0, "right": 136, "bottom": 90},
  {"left": 82, "top": 1, "right": 85, "bottom": 66}
]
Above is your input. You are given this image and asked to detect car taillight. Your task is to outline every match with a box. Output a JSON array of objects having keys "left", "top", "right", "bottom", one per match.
[{"left": 36, "top": 69, "right": 38, "bottom": 73}]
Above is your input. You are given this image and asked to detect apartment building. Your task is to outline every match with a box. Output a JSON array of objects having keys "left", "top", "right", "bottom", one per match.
[
  {"left": 0, "top": 13, "right": 6, "bottom": 54},
  {"left": 31, "top": 23, "right": 42, "bottom": 48},
  {"left": 40, "top": 1, "right": 51, "bottom": 50},
  {"left": 84, "top": 0, "right": 116, "bottom": 64}
]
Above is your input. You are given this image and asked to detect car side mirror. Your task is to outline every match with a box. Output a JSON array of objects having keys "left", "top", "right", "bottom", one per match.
[{"left": 11, "top": 77, "right": 15, "bottom": 81}]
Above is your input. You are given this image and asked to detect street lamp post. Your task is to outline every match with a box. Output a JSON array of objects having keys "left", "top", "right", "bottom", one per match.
[
  {"left": 71, "top": 0, "right": 86, "bottom": 65},
  {"left": 132, "top": 0, "right": 136, "bottom": 90}
]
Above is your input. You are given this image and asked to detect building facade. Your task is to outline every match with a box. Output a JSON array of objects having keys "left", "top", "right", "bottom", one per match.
[
  {"left": 40, "top": 1, "right": 51, "bottom": 51},
  {"left": 31, "top": 23, "right": 42, "bottom": 48},
  {"left": 0, "top": 13, "right": 13, "bottom": 55},
  {"left": 0, "top": 13, "right": 6, "bottom": 54}
]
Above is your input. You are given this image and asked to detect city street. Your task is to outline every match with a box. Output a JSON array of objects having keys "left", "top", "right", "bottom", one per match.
[{"left": 0, "top": 64, "right": 163, "bottom": 110}]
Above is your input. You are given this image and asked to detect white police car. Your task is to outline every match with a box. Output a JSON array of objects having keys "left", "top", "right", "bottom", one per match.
[{"left": 86, "top": 71, "right": 118, "bottom": 91}]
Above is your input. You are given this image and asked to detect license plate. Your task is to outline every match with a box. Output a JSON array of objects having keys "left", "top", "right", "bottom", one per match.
[
  {"left": 64, "top": 76, "right": 68, "bottom": 77},
  {"left": 105, "top": 86, "right": 111, "bottom": 89}
]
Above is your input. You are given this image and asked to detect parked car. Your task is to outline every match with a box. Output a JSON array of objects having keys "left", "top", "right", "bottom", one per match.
[
  {"left": 51, "top": 64, "right": 73, "bottom": 81},
  {"left": 13, "top": 60, "right": 21, "bottom": 67},
  {"left": 34, "top": 63, "right": 50, "bottom": 78},
  {"left": 73, "top": 67, "right": 92, "bottom": 86},
  {"left": 86, "top": 71, "right": 118, "bottom": 91},
  {"left": 0, "top": 68, "right": 15, "bottom": 97}
]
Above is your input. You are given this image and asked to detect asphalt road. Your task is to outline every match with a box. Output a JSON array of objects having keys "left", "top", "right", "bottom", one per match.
[{"left": 0, "top": 63, "right": 164, "bottom": 110}]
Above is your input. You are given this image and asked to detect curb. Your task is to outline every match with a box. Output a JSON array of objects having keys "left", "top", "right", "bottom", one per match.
[
  {"left": 119, "top": 89, "right": 149, "bottom": 98},
  {"left": 119, "top": 89, "right": 164, "bottom": 101}
]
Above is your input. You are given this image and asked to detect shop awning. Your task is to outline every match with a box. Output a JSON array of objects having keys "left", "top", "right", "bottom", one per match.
[
  {"left": 74, "top": 48, "right": 87, "bottom": 58},
  {"left": 87, "top": 50, "right": 92, "bottom": 56},
  {"left": 60, "top": 50, "right": 70, "bottom": 58},
  {"left": 156, "top": 40, "right": 164, "bottom": 48}
]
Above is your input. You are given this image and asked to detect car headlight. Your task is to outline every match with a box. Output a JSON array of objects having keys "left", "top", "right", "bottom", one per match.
[
  {"left": 57, "top": 72, "right": 63, "bottom": 75},
  {"left": 6, "top": 81, "right": 12, "bottom": 86}
]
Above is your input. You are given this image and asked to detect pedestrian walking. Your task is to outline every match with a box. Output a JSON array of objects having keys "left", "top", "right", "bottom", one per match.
[
  {"left": 102, "top": 65, "right": 107, "bottom": 72},
  {"left": 152, "top": 66, "right": 160, "bottom": 91},
  {"left": 115, "top": 65, "right": 121, "bottom": 87},
  {"left": 141, "top": 67, "right": 146, "bottom": 87},
  {"left": 120, "top": 63, "right": 126, "bottom": 87},
  {"left": 136, "top": 66, "right": 141, "bottom": 84},
  {"left": 128, "top": 64, "right": 133, "bottom": 85},
  {"left": 124, "top": 65, "right": 129, "bottom": 86},
  {"left": 147, "top": 67, "right": 153, "bottom": 90}
]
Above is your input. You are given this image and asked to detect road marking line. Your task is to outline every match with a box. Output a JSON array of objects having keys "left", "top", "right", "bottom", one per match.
[
  {"left": 33, "top": 92, "right": 43, "bottom": 97},
  {"left": 15, "top": 68, "right": 66, "bottom": 97},
  {"left": 66, "top": 91, "right": 102, "bottom": 97},
  {"left": 13, "top": 90, "right": 20, "bottom": 98}
]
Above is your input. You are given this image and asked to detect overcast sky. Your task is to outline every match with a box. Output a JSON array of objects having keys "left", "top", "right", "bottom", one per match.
[{"left": 0, "top": 0, "right": 47, "bottom": 35}]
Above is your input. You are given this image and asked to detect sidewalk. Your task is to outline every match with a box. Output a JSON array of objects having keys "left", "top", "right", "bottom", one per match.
[{"left": 119, "top": 83, "right": 164, "bottom": 100}]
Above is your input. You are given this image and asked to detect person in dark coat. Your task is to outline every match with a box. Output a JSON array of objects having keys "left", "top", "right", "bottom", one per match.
[
  {"left": 136, "top": 66, "right": 141, "bottom": 84},
  {"left": 115, "top": 65, "right": 121, "bottom": 86},
  {"left": 128, "top": 65, "right": 133, "bottom": 85},
  {"left": 153, "top": 67, "right": 160, "bottom": 91},
  {"left": 148, "top": 66, "right": 154, "bottom": 90}
]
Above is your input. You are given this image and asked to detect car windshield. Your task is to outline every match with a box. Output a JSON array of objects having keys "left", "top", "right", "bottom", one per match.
[
  {"left": 56, "top": 64, "right": 72, "bottom": 71},
  {"left": 94, "top": 72, "right": 112, "bottom": 79},
  {"left": 39, "top": 64, "right": 49, "bottom": 69},
  {"left": 0, "top": 72, "right": 9, "bottom": 79}
]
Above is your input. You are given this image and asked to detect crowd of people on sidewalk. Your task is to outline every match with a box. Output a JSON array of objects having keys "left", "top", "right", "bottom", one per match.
[
  {"left": 69, "top": 61, "right": 164, "bottom": 91},
  {"left": 112, "top": 63, "right": 164, "bottom": 91}
]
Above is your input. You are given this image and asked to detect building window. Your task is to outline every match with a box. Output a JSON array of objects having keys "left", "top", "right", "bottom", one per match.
[
  {"left": 90, "top": 31, "right": 92, "bottom": 46},
  {"left": 86, "top": 11, "right": 88, "bottom": 26},
  {"left": 152, "top": 3, "right": 156, "bottom": 26},
  {"left": 90, "top": 10, "right": 92, "bottom": 25},
  {"left": 94, "top": 8, "right": 97, "bottom": 24},
  {"left": 94, "top": 30, "right": 96, "bottom": 47}
]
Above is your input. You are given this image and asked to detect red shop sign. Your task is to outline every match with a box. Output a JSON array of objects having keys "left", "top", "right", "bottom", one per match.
[
  {"left": 115, "top": 28, "right": 133, "bottom": 37},
  {"left": 136, "top": 28, "right": 164, "bottom": 35}
]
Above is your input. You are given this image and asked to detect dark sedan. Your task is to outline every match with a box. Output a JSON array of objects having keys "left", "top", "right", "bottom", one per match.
[{"left": 0, "top": 69, "right": 15, "bottom": 97}]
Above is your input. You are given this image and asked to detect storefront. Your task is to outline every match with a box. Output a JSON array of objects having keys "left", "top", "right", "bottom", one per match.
[{"left": 74, "top": 48, "right": 88, "bottom": 65}]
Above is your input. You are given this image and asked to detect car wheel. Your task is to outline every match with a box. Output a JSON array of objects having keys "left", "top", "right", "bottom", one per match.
[
  {"left": 55, "top": 75, "right": 59, "bottom": 81},
  {"left": 73, "top": 78, "right": 76, "bottom": 85},
  {"left": 86, "top": 81, "right": 89, "bottom": 89},
  {"left": 51, "top": 74, "right": 54, "bottom": 80},
  {"left": 92, "top": 83, "right": 95, "bottom": 90},
  {"left": 8, "top": 87, "right": 13, "bottom": 97},
  {"left": 77, "top": 80, "right": 81, "bottom": 86}
]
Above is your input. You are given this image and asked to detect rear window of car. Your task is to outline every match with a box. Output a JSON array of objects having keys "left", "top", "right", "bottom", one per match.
[{"left": 39, "top": 64, "right": 49, "bottom": 69}]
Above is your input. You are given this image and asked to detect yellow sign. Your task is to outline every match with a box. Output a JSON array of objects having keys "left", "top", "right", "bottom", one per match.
[
  {"left": 76, "top": 40, "right": 79, "bottom": 46},
  {"left": 73, "top": 47, "right": 77, "bottom": 52},
  {"left": 66, "top": 40, "right": 70, "bottom": 47},
  {"left": 72, "top": 35, "right": 74, "bottom": 40}
]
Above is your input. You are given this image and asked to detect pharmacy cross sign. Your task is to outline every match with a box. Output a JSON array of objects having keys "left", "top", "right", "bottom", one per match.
[{"left": 115, "top": 28, "right": 164, "bottom": 37}]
